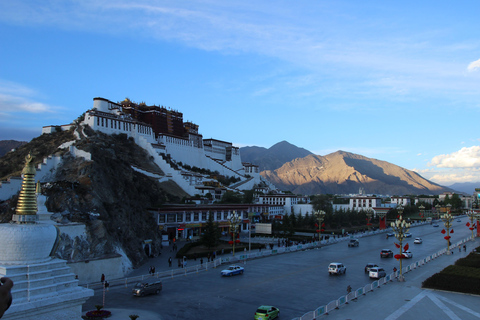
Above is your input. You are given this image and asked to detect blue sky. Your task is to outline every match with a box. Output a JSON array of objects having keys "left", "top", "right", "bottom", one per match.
[{"left": 1, "top": 1, "right": 480, "bottom": 187}]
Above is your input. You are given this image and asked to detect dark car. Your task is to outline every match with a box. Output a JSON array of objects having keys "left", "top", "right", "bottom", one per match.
[
  {"left": 348, "top": 239, "right": 359, "bottom": 247},
  {"left": 380, "top": 249, "right": 393, "bottom": 258},
  {"left": 132, "top": 281, "right": 162, "bottom": 297},
  {"left": 365, "top": 263, "right": 379, "bottom": 273}
]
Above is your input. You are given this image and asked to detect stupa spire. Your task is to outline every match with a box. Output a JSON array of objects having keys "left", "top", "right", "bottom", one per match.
[{"left": 12, "top": 153, "right": 38, "bottom": 223}]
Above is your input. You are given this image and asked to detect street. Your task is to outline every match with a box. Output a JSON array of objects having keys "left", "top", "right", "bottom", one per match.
[{"left": 83, "top": 218, "right": 473, "bottom": 320}]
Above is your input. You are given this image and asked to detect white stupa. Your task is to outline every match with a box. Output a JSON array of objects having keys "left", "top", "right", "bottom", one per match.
[{"left": 0, "top": 153, "right": 93, "bottom": 319}]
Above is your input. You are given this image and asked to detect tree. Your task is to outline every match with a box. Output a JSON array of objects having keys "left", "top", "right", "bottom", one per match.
[
  {"left": 200, "top": 212, "right": 221, "bottom": 249},
  {"left": 220, "top": 191, "right": 243, "bottom": 203}
]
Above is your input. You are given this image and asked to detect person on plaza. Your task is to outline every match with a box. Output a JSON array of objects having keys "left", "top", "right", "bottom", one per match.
[
  {"left": 0, "top": 277, "right": 13, "bottom": 319},
  {"left": 152, "top": 266, "right": 155, "bottom": 274},
  {"left": 101, "top": 273, "right": 105, "bottom": 283},
  {"left": 464, "top": 244, "right": 467, "bottom": 252},
  {"left": 168, "top": 257, "right": 172, "bottom": 267},
  {"left": 200, "top": 258, "right": 203, "bottom": 266},
  {"left": 148, "top": 266, "right": 152, "bottom": 274},
  {"left": 347, "top": 285, "right": 352, "bottom": 294}
]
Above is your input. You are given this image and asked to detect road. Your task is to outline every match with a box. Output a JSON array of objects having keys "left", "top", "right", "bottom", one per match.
[{"left": 83, "top": 218, "right": 473, "bottom": 320}]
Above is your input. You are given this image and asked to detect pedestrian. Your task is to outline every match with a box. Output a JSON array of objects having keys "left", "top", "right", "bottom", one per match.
[
  {"left": 200, "top": 258, "right": 203, "bottom": 266},
  {"left": 464, "top": 245, "right": 467, "bottom": 252},
  {"left": 221, "top": 249, "right": 224, "bottom": 255},
  {"left": 347, "top": 285, "right": 352, "bottom": 293},
  {"left": 393, "top": 267, "right": 397, "bottom": 273},
  {"left": 148, "top": 266, "right": 152, "bottom": 274},
  {"left": 459, "top": 246, "right": 462, "bottom": 252},
  {"left": 168, "top": 257, "right": 172, "bottom": 267},
  {"left": 101, "top": 274, "right": 105, "bottom": 283},
  {"left": 152, "top": 266, "right": 155, "bottom": 274}
]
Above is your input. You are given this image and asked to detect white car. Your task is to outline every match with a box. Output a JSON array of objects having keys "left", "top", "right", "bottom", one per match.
[
  {"left": 220, "top": 265, "right": 244, "bottom": 276},
  {"left": 369, "top": 267, "right": 386, "bottom": 279},
  {"left": 328, "top": 262, "right": 346, "bottom": 275},
  {"left": 402, "top": 251, "right": 413, "bottom": 259},
  {"left": 404, "top": 233, "right": 412, "bottom": 238},
  {"left": 414, "top": 238, "right": 422, "bottom": 244}
]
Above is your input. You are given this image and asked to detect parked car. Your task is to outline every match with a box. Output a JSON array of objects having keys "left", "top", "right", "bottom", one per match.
[
  {"left": 380, "top": 249, "right": 394, "bottom": 258},
  {"left": 403, "top": 251, "right": 413, "bottom": 258},
  {"left": 414, "top": 238, "right": 422, "bottom": 244},
  {"left": 386, "top": 232, "right": 395, "bottom": 237},
  {"left": 254, "top": 305, "right": 280, "bottom": 320},
  {"left": 221, "top": 265, "right": 244, "bottom": 276},
  {"left": 369, "top": 267, "right": 386, "bottom": 279},
  {"left": 405, "top": 233, "right": 412, "bottom": 238},
  {"left": 132, "top": 281, "right": 162, "bottom": 297},
  {"left": 457, "top": 219, "right": 461, "bottom": 222},
  {"left": 365, "top": 263, "right": 379, "bottom": 273},
  {"left": 348, "top": 239, "right": 359, "bottom": 247},
  {"left": 328, "top": 262, "right": 346, "bottom": 275},
  {"left": 433, "top": 223, "right": 439, "bottom": 227}
]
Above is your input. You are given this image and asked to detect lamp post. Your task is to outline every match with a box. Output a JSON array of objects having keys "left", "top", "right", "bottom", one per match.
[
  {"left": 466, "top": 210, "right": 478, "bottom": 240},
  {"left": 313, "top": 210, "right": 325, "bottom": 243},
  {"left": 435, "top": 204, "right": 441, "bottom": 220},
  {"left": 391, "top": 205, "right": 410, "bottom": 282},
  {"left": 419, "top": 205, "right": 425, "bottom": 220},
  {"left": 248, "top": 212, "right": 255, "bottom": 253},
  {"left": 440, "top": 207, "right": 454, "bottom": 255},
  {"left": 228, "top": 211, "right": 241, "bottom": 256},
  {"left": 366, "top": 209, "right": 373, "bottom": 231}
]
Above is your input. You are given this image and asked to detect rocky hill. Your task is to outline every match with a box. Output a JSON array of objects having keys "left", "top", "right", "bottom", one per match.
[
  {"left": 0, "top": 127, "right": 188, "bottom": 268},
  {"left": 240, "top": 140, "right": 313, "bottom": 171},
  {"left": 261, "top": 150, "right": 450, "bottom": 195},
  {"left": 0, "top": 140, "right": 28, "bottom": 158}
]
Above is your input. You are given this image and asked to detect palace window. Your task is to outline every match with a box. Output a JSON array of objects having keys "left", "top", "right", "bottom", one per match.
[
  {"left": 185, "top": 213, "right": 191, "bottom": 221},
  {"left": 167, "top": 214, "right": 176, "bottom": 223},
  {"left": 202, "top": 212, "right": 207, "bottom": 221},
  {"left": 158, "top": 214, "right": 165, "bottom": 223},
  {"left": 216, "top": 212, "right": 221, "bottom": 220},
  {"left": 177, "top": 213, "right": 183, "bottom": 222},
  {"left": 194, "top": 213, "right": 199, "bottom": 221}
]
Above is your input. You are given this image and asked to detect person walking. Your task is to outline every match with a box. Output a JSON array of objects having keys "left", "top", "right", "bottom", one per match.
[
  {"left": 200, "top": 258, "right": 203, "bottom": 267},
  {"left": 168, "top": 257, "right": 172, "bottom": 267},
  {"left": 101, "top": 274, "right": 105, "bottom": 283}
]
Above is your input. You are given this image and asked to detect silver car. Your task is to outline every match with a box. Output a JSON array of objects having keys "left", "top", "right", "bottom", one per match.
[{"left": 369, "top": 267, "right": 386, "bottom": 279}]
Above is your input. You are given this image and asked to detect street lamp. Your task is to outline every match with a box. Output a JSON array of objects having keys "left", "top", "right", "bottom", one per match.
[
  {"left": 313, "top": 210, "right": 325, "bottom": 243},
  {"left": 228, "top": 211, "right": 241, "bottom": 256},
  {"left": 419, "top": 205, "right": 425, "bottom": 220},
  {"left": 390, "top": 205, "right": 411, "bottom": 282},
  {"left": 366, "top": 209, "right": 373, "bottom": 231},
  {"left": 440, "top": 207, "right": 454, "bottom": 255},
  {"left": 435, "top": 204, "right": 441, "bottom": 220},
  {"left": 466, "top": 210, "right": 478, "bottom": 240}
]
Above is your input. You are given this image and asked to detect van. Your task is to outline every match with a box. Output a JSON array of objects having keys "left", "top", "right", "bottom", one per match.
[
  {"left": 132, "top": 280, "right": 162, "bottom": 297},
  {"left": 328, "top": 262, "right": 346, "bottom": 275}
]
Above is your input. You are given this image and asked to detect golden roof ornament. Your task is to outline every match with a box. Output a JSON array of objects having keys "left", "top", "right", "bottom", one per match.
[{"left": 12, "top": 152, "right": 38, "bottom": 223}]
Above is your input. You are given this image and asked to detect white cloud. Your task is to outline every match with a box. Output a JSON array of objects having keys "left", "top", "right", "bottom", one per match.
[
  {"left": 467, "top": 58, "right": 480, "bottom": 72},
  {"left": 429, "top": 146, "right": 480, "bottom": 168},
  {"left": 0, "top": 80, "right": 55, "bottom": 114}
]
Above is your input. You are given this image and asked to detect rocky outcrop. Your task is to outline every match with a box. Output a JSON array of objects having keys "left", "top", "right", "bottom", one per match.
[{"left": 0, "top": 128, "right": 187, "bottom": 268}]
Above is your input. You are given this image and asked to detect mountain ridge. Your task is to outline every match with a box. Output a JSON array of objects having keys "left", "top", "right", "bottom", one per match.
[{"left": 240, "top": 143, "right": 451, "bottom": 195}]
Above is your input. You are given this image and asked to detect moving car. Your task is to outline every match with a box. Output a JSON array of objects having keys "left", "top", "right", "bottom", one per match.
[
  {"left": 221, "top": 265, "right": 244, "bottom": 276},
  {"left": 365, "top": 263, "right": 379, "bottom": 273},
  {"left": 414, "top": 238, "right": 422, "bottom": 244},
  {"left": 369, "top": 267, "right": 386, "bottom": 279},
  {"left": 132, "top": 281, "right": 162, "bottom": 297},
  {"left": 254, "top": 305, "right": 279, "bottom": 320},
  {"left": 386, "top": 232, "right": 395, "bottom": 237},
  {"left": 328, "top": 262, "right": 346, "bottom": 275},
  {"left": 403, "top": 251, "right": 413, "bottom": 258},
  {"left": 405, "top": 233, "right": 412, "bottom": 238},
  {"left": 380, "top": 249, "right": 394, "bottom": 258},
  {"left": 348, "top": 239, "right": 359, "bottom": 247},
  {"left": 433, "top": 223, "right": 439, "bottom": 227}
]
